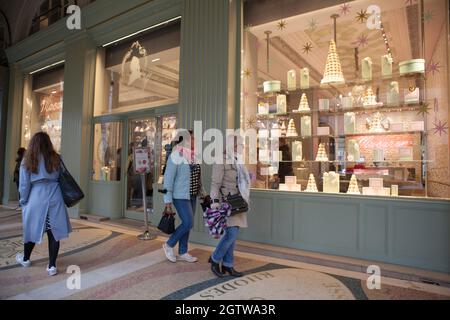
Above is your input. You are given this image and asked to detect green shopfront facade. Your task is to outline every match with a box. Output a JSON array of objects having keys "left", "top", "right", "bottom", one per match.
[{"left": 2, "top": 0, "right": 450, "bottom": 273}]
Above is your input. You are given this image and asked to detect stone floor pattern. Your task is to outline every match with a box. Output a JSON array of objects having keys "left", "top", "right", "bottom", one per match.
[{"left": 1, "top": 207, "right": 449, "bottom": 300}]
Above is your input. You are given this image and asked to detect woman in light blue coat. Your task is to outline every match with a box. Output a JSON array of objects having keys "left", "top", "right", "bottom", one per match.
[
  {"left": 162, "top": 129, "right": 201, "bottom": 263},
  {"left": 15, "top": 132, "right": 72, "bottom": 276}
]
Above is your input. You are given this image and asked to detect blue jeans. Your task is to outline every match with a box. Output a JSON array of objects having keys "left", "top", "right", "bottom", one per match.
[
  {"left": 167, "top": 197, "right": 196, "bottom": 255},
  {"left": 211, "top": 226, "right": 239, "bottom": 267}
]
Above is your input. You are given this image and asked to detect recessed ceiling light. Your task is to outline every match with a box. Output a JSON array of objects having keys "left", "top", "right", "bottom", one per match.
[{"left": 51, "top": 90, "right": 57, "bottom": 94}]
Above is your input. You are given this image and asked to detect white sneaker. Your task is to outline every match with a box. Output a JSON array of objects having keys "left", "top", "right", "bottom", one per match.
[
  {"left": 177, "top": 253, "right": 198, "bottom": 263},
  {"left": 162, "top": 243, "right": 176, "bottom": 263},
  {"left": 16, "top": 253, "right": 31, "bottom": 267},
  {"left": 46, "top": 266, "right": 58, "bottom": 276}
]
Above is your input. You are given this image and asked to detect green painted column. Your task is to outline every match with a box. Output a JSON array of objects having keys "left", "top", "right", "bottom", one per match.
[
  {"left": 61, "top": 32, "right": 97, "bottom": 218},
  {"left": 179, "top": 0, "right": 238, "bottom": 232},
  {"left": 2, "top": 64, "right": 24, "bottom": 205}
]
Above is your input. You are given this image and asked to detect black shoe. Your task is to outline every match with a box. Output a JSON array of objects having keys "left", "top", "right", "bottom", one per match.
[
  {"left": 222, "top": 266, "right": 243, "bottom": 277},
  {"left": 210, "top": 257, "right": 224, "bottom": 278}
]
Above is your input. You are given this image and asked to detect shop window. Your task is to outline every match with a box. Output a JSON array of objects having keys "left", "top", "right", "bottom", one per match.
[
  {"left": 241, "top": 0, "right": 449, "bottom": 198},
  {"left": 94, "top": 19, "right": 180, "bottom": 116},
  {"left": 92, "top": 122, "right": 122, "bottom": 181},
  {"left": 21, "top": 64, "right": 64, "bottom": 152}
]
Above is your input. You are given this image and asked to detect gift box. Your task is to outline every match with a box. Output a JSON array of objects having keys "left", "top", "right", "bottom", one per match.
[
  {"left": 263, "top": 80, "right": 281, "bottom": 93},
  {"left": 319, "top": 99, "right": 329, "bottom": 111},
  {"left": 369, "top": 178, "right": 383, "bottom": 188},
  {"left": 317, "top": 127, "right": 330, "bottom": 136}
]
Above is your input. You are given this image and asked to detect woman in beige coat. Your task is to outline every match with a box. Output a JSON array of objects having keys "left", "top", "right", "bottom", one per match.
[{"left": 209, "top": 134, "right": 250, "bottom": 278}]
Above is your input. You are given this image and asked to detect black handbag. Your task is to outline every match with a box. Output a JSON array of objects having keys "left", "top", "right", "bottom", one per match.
[
  {"left": 200, "top": 195, "right": 212, "bottom": 212},
  {"left": 158, "top": 208, "right": 176, "bottom": 234},
  {"left": 58, "top": 157, "right": 84, "bottom": 207},
  {"left": 224, "top": 193, "right": 248, "bottom": 216}
]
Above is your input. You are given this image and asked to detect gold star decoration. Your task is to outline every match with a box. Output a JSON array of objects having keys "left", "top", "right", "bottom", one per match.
[
  {"left": 246, "top": 116, "right": 257, "bottom": 130},
  {"left": 243, "top": 68, "right": 252, "bottom": 78},
  {"left": 417, "top": 102, "right": 430, "bottom": 116},
  {"left": 355, "top": 9, "right": 369, "bottom": 23},
  {"left": 302, "top": 43, "right": 313, "bottom": 54},
  {"left": 277, "top": 20, "right": 287, "bottom": 31}
]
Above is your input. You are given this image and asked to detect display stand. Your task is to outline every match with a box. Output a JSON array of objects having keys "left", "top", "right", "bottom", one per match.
[{"left": 134, "top": 147, "right": 157, "bottom": 241}]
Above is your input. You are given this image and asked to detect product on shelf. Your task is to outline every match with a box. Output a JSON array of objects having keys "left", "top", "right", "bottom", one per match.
[
  {"left": 258, "top": 102, "right": 269, "bottom": 114},
  {"left": 408, "top": 120, "right": 424, "bottom": 131},
  {"left": 268, "top": 166, "right": 278, "bottom": 175},
  {"left": 387, "top": 81, "right": 400, "bottom": 106},
  {"left": 315, "top": 143, "right": 328, "bottom": 161},
  {"left": 363, "top": 178, "right": 390, "bottom": 196},
  {"left": 301, "top": 115, "right": 311, "bottom": 137},
  {"left": 344, "top": 112, "right": 356, "bottom": 134},
  {"left": 292, "top": 141, "right": 302, "bottom": 161},
  {"left": 347, "top": 139, "right": 360, "bottom": 162},
  {"left": 286, "top": 119, "right": 298, "bottom": 137},
  {"left": 280, "top": 121, "right": 287, "bottom": 137},
  {"left": 277, "top": 94, "right": 287, "bottom": 113},
  {"left": 399, "top": 59, "right": 425, "bottom": 75},
  {"left": 398, "top": 147, "right": 413, "bottom": 161},
  {"left": 287, "top": 70, "right": 296, "bottom": 91},
  {"left": 300, "top": 67, "right": 310, "bottom": 89},
  {"left": 391, "top": 185, "right": 399, "bottom": 196},
  {"left": 323, "top": 171, "right": 340, "bottom": 193},
  {"left": 373, "top": 148, "right": 384, "bottom": 162},
  {"left": 404, "top": 87, "right": 420, "bottom": 104},
  {"left": 101, "top": 166, "right": 111, "bottom": 181},
  {"left": 319, "top": 99, "right": 329, "bottom": 111},
  {"left": 279, "top": 175, "right": 302, "bottom": 191},
  {"left": 304, "top": 173, "right": 318, "bottom": 192},
  {"left": 317, "top": 127, "right": 330, "bottom": 136},
  {"left": 366, "top": 112, "right": 390, "bottom": 133},
  {"left": 271, "top": 123, "right": 281, "bottom": 137},
  {"left": 362, "top": 57, "right": 372, "bottom": 82},
  {"left": 363, "top": 87, "right": 383, "bottom": 107},
  {"left": 351, "top": 85, "right": 365, "bottom": 108},
  {"left": 294, "top": 93, "right": 310, "bottom": 112},
  {"left": 258, "top": 128, "right": 269, "bottom": 138},
  {"left": 259, "top": 149, "right": 270, "bottom": 162},
  {"left": 382, "top": 54, "right": 393, "bottom": 77},
  {"left": 271, "top": 150, "right": 282, "bottom": 162},
  {"left": 321, "top": 40, "right": 345, "bottom": 85},
  {"left": 390, "top": 122, "right": 404, "bottom": 131},
  {"left": 263, "top": 80, "right": 281, "bottom": 93},
  {"left": 346, "top": 174, "right": 360, "bottom": 194},
  {"left": 341, "top": 94, "right": 353, "bottom": 109}
]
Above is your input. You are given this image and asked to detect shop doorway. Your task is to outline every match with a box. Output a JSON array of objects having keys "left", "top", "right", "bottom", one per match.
[{"left": 123, "top": 114, "right": 177, "bottom": 220}]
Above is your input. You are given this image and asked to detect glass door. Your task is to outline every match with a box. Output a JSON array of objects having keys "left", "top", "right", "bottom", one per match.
[
  {"left": 124, "top": 114, "right": 178, "bottom": 220},
  {"left": 125, "top": 117, "right": 157, "bottom": 218}
]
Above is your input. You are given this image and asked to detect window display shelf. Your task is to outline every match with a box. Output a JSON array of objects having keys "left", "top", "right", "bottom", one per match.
[
  {"left": 317, "top": 103, "right": 424, "bottom": 116},
  {"left": 259, "top": 73, "right": 425, "bottom": 96},
  {"left": 278, "top": 160, "right": 432, "bottom": 163}
]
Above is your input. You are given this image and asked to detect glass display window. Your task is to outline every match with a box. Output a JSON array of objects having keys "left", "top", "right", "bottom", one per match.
[
  {"left": 241, "top": 0, "right": 449, "bottom": 198},
  {"left": 21, "top": 64, "right": 64, "bottom": 152},
  {"left": 92, "top": 121, "right": 123, "bottom": 181},
  {"left": 93, "top": 19, "right": 181, "bottom": 116}
]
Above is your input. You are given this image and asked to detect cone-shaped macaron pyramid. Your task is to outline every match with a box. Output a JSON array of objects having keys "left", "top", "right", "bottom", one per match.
[{"left": 321, "top": 40, "right": 345, "bottom": 85}]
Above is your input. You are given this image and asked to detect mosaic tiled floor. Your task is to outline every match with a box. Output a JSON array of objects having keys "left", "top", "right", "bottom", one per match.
[{"left": 1, "top": 207, "right": 449, "bottom": 300}]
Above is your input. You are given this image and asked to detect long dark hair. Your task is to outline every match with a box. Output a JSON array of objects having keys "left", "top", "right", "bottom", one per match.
[
  {"left": 16, "top": 147, "right": 26, "bottom": 162},
  {"left": 24, "top": 132, "right": 60, "bottom": 174}
]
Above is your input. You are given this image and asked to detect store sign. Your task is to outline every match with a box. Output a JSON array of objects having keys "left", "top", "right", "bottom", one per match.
[
  {"left": 134, "top": 147, "right": 151, "bottom": 173},
  {"left": 40, "top": 98, "right": 62, "bottom": 116}
]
